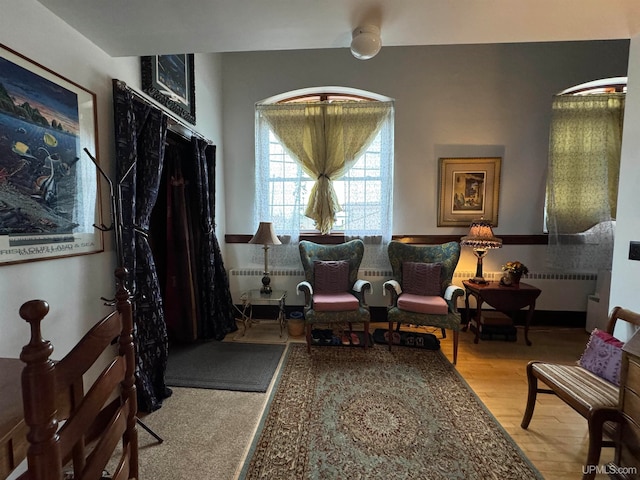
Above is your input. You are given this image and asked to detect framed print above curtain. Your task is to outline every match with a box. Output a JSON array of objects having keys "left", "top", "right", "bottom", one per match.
[
  {"left": 0, "top": 44, "right": 103, "bottom": 265},
  {"left": 141, "top": 54, "right": 196, "bottom": 124},
  {"left": 438, "top": 157, "right": 501, "bottom": 227}
]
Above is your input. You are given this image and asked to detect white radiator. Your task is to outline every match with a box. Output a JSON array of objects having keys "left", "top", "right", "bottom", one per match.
[{"left": 229, "top": 268, "right": 597, "bottom": 311}]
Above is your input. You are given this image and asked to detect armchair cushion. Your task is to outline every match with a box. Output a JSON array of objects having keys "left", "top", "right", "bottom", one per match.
[
  {"left": 402, "top": 262, "right": 442, "bottom": 296},
  {"left": 314, "top": 260, "right": 349, "bottom": 294},
  {"left": 313, "top": 293, "right": 360, "bottom": 312},
  {"left": 578, "top": 328, "right": 624, "bottom": 385},
  {"left": 397, "top": 294, "right": 448, "bottom": 315}
]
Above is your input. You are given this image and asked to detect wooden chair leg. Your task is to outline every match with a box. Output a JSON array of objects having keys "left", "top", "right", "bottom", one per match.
[
  {"left": 452, "top": 329, "right": 458, "bottom": 365},
  {"left": 388, "top": 321, "right": 393, "bottom": 351},
  {"left": 441, "top": 328, "right": 446, "bottom": 339},
  {"left": 582, "top": 408, "right": 623, "bottom": 480},
  {"left": 306, "top": 324, "right": 312, "bottom": 353},
  {"left": 364, "top": 322, "right": 369, "bottom": 348},
  {"left": 521, "top": 362, "right": 539, "bottom": 429}
]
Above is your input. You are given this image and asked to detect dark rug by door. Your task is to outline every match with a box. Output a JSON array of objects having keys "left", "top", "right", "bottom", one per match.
[
  {"left": 239, "top": 344, "right": 543, "bottom": 480},
  {"left": 165, "top": 341, "right": 285, "bottom": 392}
]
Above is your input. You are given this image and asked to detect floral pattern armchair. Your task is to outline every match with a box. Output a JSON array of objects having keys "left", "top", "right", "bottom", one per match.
[
  {"left": 383, "top": 241, "right": 464, "bottom": 364},
  {"left": 297, "top": 239, "right": 371, "bottom": 352}
]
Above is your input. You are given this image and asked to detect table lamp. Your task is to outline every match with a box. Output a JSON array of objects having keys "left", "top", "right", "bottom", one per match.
[
  {"left": 248, "top": 222, "right": 281, "bottom": 294},
  {"left": 460, "top": 219, "right": 502, "bottom": 284}
]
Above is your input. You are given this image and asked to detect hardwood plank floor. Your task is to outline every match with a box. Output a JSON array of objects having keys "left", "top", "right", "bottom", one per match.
[{"left": 429, "top": 323, "right": 614, "bottom": 480}]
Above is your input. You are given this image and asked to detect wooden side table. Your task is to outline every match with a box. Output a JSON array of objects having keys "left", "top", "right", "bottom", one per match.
[{"left": 462, "top": 280, "right": 541, "bottom": 346}]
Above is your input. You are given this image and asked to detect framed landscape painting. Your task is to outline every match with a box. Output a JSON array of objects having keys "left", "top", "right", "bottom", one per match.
[
  {"left": 438, "top": 157, "right": 501, "bottom": 227},
  {"left": 141, "top": 54, "right": 196, "bottom": 124},
  {"left": 0, "top": 44, "right": 103, "bottom": 265}
]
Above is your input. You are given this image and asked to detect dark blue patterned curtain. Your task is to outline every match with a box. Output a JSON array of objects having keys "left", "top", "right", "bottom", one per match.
[
  {"left": 191, "top": 139, "right": 237, "bottom": 339},
  {"left": 113, "top": 80, "right": 172, "bottom": 412}
]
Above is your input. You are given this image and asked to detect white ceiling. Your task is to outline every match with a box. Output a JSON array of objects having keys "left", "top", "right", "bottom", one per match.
[{"left": 37, "top": 0, "right": 640, "bottom": 57}]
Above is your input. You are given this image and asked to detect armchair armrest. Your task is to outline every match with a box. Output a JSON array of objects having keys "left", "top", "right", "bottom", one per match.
[
  {"left": 383, "top": 279, "right": 401, "bottom": 307},
  {"left": 444, "top": 285, "right": 464, "bottom": 312},
  {"left": 352, "top": 279, "right": 372, "bottom": 306},
  {"left": 296, "top": 281, "right": 313, "bottom": 307}
]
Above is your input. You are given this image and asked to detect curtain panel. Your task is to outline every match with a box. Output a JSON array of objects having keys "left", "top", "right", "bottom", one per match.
[
  {"left": 113, "top": 81, "right": 172, "bottom": 412},
  {"left": 190, "top": 139, "right": 237, "bottom": 340},
  {"left": 545, "top": 93, "right": 625, "bottom": 271},
  {"left": 257, "top": 101, "right": 393, "bottom": 234}
]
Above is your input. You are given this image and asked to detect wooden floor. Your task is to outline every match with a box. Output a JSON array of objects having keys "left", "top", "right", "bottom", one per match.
[{"left": 403, "top": 322, "right": 613, "bottom": 480}]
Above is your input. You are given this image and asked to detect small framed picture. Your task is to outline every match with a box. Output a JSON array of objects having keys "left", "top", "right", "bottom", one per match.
[
  {"left": 438, "top": 157, "right": 501, "bottom": 227},
  {"left": 141, "top": 54, "right": 195, "bottom": 124}
]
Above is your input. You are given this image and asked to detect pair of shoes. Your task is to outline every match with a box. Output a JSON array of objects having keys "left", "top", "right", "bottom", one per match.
[
  {"left": 384, "top": 330, "right": 401, "bottom": 345},
  {"left": 340, "top": 331, "right": 361, "bottom": 346},
  {"left": 311, "top": 329, "right": 333, "bottom": 345}
]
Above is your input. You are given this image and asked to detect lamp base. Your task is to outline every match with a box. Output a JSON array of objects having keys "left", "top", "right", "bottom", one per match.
[{"left": 260, "top": 274, "right": 272, "bottom": 295}]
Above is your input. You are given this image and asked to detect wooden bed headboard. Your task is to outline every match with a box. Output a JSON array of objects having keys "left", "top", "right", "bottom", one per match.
[{"left": 17, "top": 267, "right": 138, "bottom": 480}]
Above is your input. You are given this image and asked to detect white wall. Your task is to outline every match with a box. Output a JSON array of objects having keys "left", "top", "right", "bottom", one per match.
[
  {"left": 220, "top": 41, "right": 629, "bottom": 308},
  {"left": 610, "top": 34, "right": 640, "bottom": 340},
  {"left": 0, "top": 0, "right": 224, "bottom": 357}
]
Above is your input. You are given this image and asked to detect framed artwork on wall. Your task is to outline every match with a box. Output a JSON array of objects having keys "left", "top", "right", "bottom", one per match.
[
  {"left": 141, "top": 54, "right": 196, "bottom": 124},
  {"left": 0, "top": 44, "right": 103, "bottom": 265},
  {"left": 438, "top": 157, "right": 501, "bottom": 227}
]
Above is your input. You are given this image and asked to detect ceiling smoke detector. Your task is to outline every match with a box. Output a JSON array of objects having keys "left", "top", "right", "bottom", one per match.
[{"left": 350, "top": 25, "right": 382, "bottom": 60}]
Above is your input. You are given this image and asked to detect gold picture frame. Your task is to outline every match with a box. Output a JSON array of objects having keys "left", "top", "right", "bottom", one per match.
[{"left": 438, "top": 157, "right": 501, "bottom": 227}]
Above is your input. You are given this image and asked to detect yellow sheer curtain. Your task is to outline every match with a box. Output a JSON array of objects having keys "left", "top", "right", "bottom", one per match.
[
  {"left": 546, "top": 94, "right": 624, "bottom": 233},
  {"left": 259, "top": 101, "right": 392, "bottom": 233},
  {"left": 545, "top": 93, "right": 624, "bottom": 271}
]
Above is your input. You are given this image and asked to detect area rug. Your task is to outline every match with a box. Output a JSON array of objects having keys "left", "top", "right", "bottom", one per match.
[
  {"left": 165, "top": 341, "right": 285, "bottom": 392},
  {"left": 239, "top": 344, "right": 543, "bottom": 479}
]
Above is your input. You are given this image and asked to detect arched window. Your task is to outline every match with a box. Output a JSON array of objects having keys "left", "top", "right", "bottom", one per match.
[
  {"left": 545, "top": 78, "right": 626, "bottom": 271},
  {"left": 254, "top": 87, "right": 394, "bottom": 242}
]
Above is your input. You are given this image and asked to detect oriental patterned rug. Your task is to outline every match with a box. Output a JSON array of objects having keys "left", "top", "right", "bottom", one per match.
[{"left": 239, "top": 344, "right": 543, "bottom": 480}]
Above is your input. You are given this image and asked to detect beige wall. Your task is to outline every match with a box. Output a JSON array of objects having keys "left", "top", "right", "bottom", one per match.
[{"left": 610, "top": 34, "right": 640, "bottom": 340}]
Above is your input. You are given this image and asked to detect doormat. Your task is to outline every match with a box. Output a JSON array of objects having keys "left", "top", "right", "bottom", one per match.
[
  {"left": 165, "top": 341, "right": 285, "bottom": 392},
  {"left": 372, "top": 328, "right": 440, "bottom": 350}
]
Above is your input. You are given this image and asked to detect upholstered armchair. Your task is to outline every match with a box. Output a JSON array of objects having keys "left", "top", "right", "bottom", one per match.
[
  {"left": 383, "top": 241, "right": 464, "bottom": 364},
  {"left": 297, "top": 239, "right": 372, "bottom": 352}
]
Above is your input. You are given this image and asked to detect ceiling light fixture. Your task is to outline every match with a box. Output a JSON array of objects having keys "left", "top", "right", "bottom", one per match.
[{"left": 350, "top": 24, "right": 382, "bottom": 60}]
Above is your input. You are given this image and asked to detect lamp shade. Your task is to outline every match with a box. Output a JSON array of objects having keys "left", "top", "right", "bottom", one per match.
[
  {"left": 350, "top": 25, "right": 382, "bottom": 60},
  {"left": 248, "top": 222, "right": 281, "bottom": 246},
  {"left": 460, "top": 219, "right": 502, "bottom": 250}
]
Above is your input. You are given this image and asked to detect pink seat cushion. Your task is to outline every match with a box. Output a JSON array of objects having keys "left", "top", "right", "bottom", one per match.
[
  {"left": 397, "top": 294, "right": 448, "bottom": 315},
  {"left": 313, "top": 293, "right": 359, "bottom": 312}
]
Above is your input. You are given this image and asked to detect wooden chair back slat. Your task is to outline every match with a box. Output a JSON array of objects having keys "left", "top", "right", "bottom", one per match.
[{"left": 17, "top": 267, "right": 138, "bottom": 480}]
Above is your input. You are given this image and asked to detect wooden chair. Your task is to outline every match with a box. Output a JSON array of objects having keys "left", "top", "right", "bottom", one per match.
[
  {"left": 17, "top": 267, "right": 138, "bottom": 480},
  {"left": 521, "top": 306, "right": 640, "bottom": 480}
]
